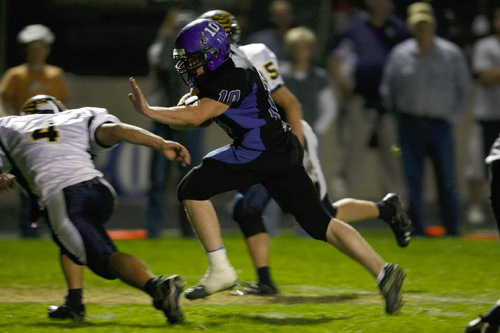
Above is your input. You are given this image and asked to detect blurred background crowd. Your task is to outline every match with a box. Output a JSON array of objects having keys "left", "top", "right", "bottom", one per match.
[{"left": 1, "top": 0, "right": 495, "bottom": 75}]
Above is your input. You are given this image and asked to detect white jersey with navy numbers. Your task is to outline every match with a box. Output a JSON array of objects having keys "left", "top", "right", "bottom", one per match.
[
  {"left": 0, "top": 107, "right": 120, "bottom": 207},
  {"left": 239, "top": 43, "right": 284, "bottom": 93}
]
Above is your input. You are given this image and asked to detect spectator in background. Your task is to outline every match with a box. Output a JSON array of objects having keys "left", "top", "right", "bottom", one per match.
[
  {"left": 0, "top": 24, "right": 69, "bottom": 116},
  {"left": 471, "top": 0, "right": 500, "bottom": 39},
  {"left": 330, "top": 0, "right": 360, "bottom": 39},
  {"left": 246, "top": 0, "right": 296, "bottom": 62},
  {"left": 328, "top": 0, "right": 408, "bottom": 200},
  {"left": 393, "top": 1, "right": 448, "bottom": 39},
  {"left": 0, "top": 24, "right": 70, "bottom": 238},
  {"left": 465, "top": 6, "right": 500, "bottom": 225},
  {"left": 380, "top": 2, "right": 471, "bottom": 236},
  {"left": 145, "top": 9, "right": 204, "bottom": 238},
  {"left": 281, "top": 26, "right": 337, "bottom": 148}
]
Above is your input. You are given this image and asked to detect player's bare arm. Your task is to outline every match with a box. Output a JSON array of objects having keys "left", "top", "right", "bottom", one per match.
[
  {"left": 271, "top": 86, "right": 304, "bottom": 144},
  {"left": 128, "top": 77, "right": 228, "bottom": 130},
  {"left": 96, "top": 122, "right": 191, "bottom": 167},
  {"left": 0, "top": 172, "right": 16, "bottom": 191}
]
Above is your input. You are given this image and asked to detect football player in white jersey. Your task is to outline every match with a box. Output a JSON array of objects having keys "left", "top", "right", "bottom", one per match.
[
  {"left": 0, "top": 95, "right": 190, "bottom": 324},
  {"left": 199, "top": 10, "right": 412, "bottom": 296}
]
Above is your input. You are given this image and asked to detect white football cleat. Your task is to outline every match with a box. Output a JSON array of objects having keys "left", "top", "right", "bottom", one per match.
[{"left": 185, "top": 266, "right": 238, "bottom": 300}]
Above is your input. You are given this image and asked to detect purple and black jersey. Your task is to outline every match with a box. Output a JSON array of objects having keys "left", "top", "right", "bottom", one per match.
[
  {"left": 178, "top": 47, "right": 332, "bottom": 241},
  {"left": 197, "top": 45, "right": 293, "bottom": 164}
]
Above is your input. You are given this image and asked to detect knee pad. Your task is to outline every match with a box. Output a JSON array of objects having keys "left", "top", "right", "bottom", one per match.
[{"left": 232, "top": 197, "right": 268, "bottom": 238}]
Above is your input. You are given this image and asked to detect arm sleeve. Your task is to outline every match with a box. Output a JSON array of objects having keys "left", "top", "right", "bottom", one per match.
[{"left": 87, "top": 108, "right": 122, "bottom": 155}]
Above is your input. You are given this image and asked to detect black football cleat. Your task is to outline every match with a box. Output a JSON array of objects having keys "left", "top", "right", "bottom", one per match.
[
  {"left": 230, "top": 282, "right": 279, "bottom": 296},
  {"left": 48, "top": 303, "right": 86, "bottom": 323},
  {"left": 153, "top": 275, "right": 186, "bottom": 324},
  {"left": 382, "top": 193, "right": 412, "bottom": 247},
  {"left": 465, "top": 316, "right": 499, "bottom": 333},
  {"left": 378, "top": 263, "right": 405, "bottom": 315}
]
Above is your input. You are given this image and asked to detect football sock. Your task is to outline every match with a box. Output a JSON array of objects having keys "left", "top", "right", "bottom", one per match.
[
  {"left": 144, "top": 277, "right": 160, "bottom": 297},
  {"left": 257, "top": 266, "right": 273, "bottom": 286},
  {"left": 207, "top": 246, "right": 232, "bottom": 270},
  {"left": 483, "top": 303, "right": 500, "bottom": 327},
  {"left": 376, "top": 263, "right": 389, "bottom": 284},
  {"left": 376, "top": 201, "right": 396, "bottom": 222},
  {"left": 67, "top": 288, "right": 83, "bottom": 307}
]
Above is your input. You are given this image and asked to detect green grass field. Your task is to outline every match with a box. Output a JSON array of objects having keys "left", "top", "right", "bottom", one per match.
[{"left": 0, "top": 229, "right": 499, "bottom": 332}]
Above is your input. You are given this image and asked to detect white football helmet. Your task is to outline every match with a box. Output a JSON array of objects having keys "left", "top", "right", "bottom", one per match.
[{"left": 20, "top": 95, "right": 67, "bottom": 115}]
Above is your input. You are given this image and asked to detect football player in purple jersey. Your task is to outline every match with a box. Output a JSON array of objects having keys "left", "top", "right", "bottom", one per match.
[
  {"left": 129, "top": 18, "right": 405, "bottom": 315},
  {"left": 200, "top": 9, "right": 412, "bottom": 297}
]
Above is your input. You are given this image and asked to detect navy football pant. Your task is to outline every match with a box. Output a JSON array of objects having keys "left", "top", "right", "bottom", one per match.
[{"left": 46, "top": 178, "right": 118, "bottom": 280}]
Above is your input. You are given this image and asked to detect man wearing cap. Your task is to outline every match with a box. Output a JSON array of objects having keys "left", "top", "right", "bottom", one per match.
[
  {"left": 0, "top": 24, "right": 69, "bottom": 117},
  {"left": 0, "top": 24, "right": 70, "bottom": 238},
  {"left": 380, "top": 2, "right": 471, "bottom": 236}
]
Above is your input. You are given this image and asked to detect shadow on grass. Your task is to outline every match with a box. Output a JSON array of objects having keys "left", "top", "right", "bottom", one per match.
[
  {"left": 215, "top": 312, "right": 349, "bottom": 326},
  {"left": 273, "top": 294, "right": 360, "bottom": 304}
]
